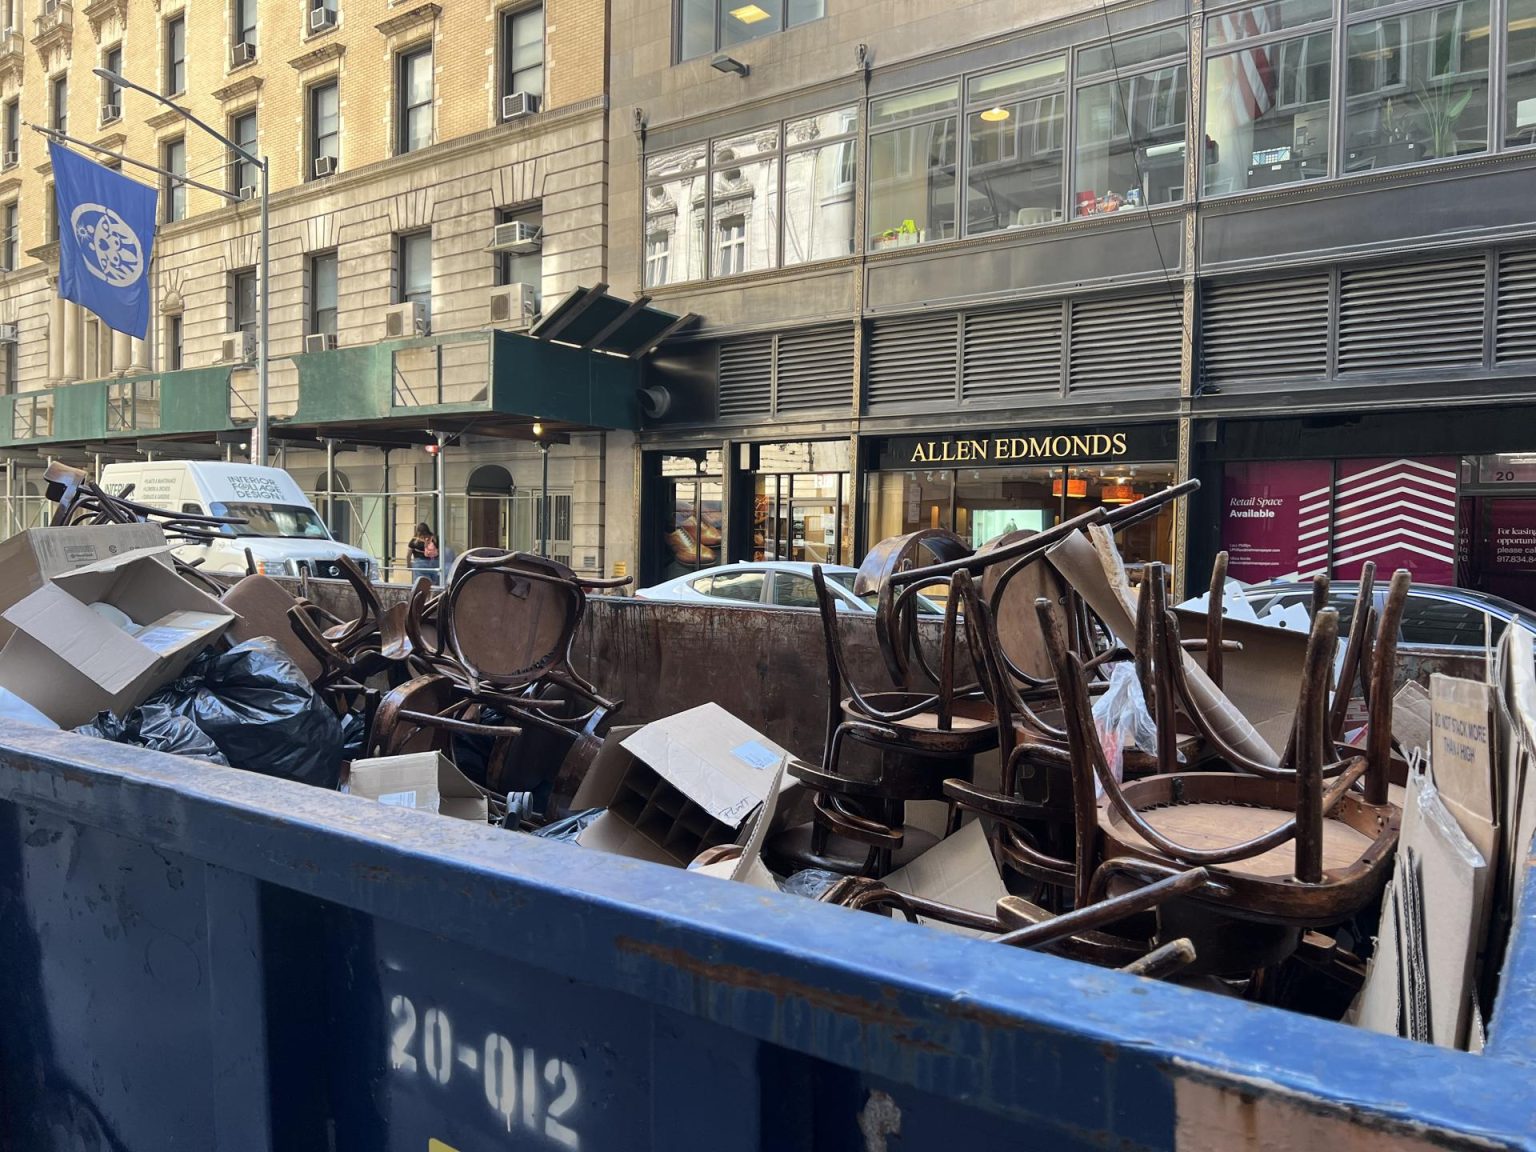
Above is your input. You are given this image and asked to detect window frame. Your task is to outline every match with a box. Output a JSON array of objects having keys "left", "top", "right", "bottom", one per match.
[
  {"left": 2, "top": 100, "right": 16, "bottom": 165},
  {"left": 674, "top": 0, "right": 825, "bottom": 63},
  {"left": 165, "top": 314, "right": 183, "bottom": 371},
  {"left": 232, "top": 268, "right": 258, "bottom": 335},
  {"left": 397, "top": 230, "right": 433, "bottom": 312},
  {"left": 101, "top": 45, "right": 123, "bottom": 120},
  {"left": 50, "top": 74, "right": 67, "bottom": 135},
  {"left": 309, "top": 250, "right": 338, "bottom": 337},
  {"left": 162, "top": 137, "right": 186, "bottom": 223},
  {"left": 495, "top": 203, "right": 543, "bottom": 295},
  {"left": 234, "top": 0, "right": 258, "bottom": 52},
  {"left": 229, "top": 111, "right": 258, "bottom": 195},
  {"left": 500, "top": 4, "right": 546, "bottom": 103},
  {"left": 165, "top": 15, "right": 186, "bottom": 95},
  {"left": 397, "top": 44, "right": 434, "bottom": 154},
  {"left": 1, "top": 200, "right": 16, "bottom": 272},
  {"left": 308, "top": 80, "right": 340, "bottom": 179}
]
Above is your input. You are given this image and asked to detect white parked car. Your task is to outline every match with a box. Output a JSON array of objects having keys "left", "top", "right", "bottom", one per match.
[{"left": 636, "top": 562, "right": 941, "bottom": 613}]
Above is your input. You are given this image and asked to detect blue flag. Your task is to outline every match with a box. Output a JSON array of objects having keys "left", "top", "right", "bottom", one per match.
[{"left": 50, "top": 141, "right": 158, "bottom": 340}]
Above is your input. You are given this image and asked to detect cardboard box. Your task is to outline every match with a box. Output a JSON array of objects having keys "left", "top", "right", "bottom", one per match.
[
  {"left": 348, "top": 752, "right": 489, "bottom": 823},
  {"left": 572, "top": 704, "right": 798, "bottom": 866},
  {"left": 0, "top": 523, "right": 166, "bottom": 647},
  {"left": 882, "top": 820, "right": 1007, "bottom": 938},
  {"left": 0, "top": 545, "right": 234, "bottom": 728},
  {"left": 690, "top": 755, "right": 790, "bottom": 890}
]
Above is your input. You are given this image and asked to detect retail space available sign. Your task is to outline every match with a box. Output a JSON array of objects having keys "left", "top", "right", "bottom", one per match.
[
  {"left": 1221, "top": 457, "right": 1458, "bottom": 584},
  {"left": 874, "top": 423, "right": 1177, "bottom": 470},
  {"left": 1221, "top": 461, "right": 1332, "bottom": 582},
  {"left": 1488, "top": 499, "right": 1536, "bottom": 573}
]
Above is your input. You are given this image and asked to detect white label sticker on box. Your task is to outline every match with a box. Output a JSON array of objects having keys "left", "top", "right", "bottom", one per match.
[
  {"left": 730, "top": 740, "right": 779, "bottom": 770},
  {"left": 378, "top": 790, "right": 418, "bottom": 808}
]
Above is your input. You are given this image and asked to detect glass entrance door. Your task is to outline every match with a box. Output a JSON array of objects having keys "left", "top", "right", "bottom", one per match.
[{"left": 748, "top": 441, "right": 852, "bottom": 565}]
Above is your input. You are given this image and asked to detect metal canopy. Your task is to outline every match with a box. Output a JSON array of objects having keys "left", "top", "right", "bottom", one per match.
[{"left": 529, "top": 283, "right": 696, "bottom": 358}]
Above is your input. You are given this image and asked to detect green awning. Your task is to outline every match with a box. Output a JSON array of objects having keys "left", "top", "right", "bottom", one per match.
[{"left": 529, "top": 284, "right": 696, "bottom": 358}]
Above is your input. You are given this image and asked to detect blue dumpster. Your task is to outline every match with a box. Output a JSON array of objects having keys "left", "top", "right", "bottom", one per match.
[{"left": 0, "top": 725, "right": 1531, "bottom": 1151}]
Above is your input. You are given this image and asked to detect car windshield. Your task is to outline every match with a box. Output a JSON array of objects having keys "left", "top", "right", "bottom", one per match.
[{"left": 208, "top": 501, "right": 330, "bottom": 540}]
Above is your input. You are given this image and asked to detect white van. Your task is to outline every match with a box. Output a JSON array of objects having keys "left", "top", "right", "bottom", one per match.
[{"left": 99, "top": 461, "right": 376, "bottom": 580}]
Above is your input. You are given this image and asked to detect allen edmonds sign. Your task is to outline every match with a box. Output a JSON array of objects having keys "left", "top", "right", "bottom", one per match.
[{"left": 873, "top": 423, "right": 1177, "bottom": 471}]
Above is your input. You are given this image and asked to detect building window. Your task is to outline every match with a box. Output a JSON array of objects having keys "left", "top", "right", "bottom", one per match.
[
  {"left": 397, "top": 230, "right": 432, "bottom": 318},
  {"left": 310, "top": 0, "right": 338, "bottom": 30},
  {"left": 310, "top": 251, "right": 337, "bottom": 336},
  {"left": 676, "top": 0, "right": 824, "bottom": 62},
  {"left": 645, "top": 232, "right": 670, "bottom": 285},
  {"left": 1344, "top": 0, "right": 1489, "bottom": 171},
  {"left": 232, "top": 269, "right": 258, "bottom": 335},
  {"left": 1073, "top": 28, "right": 1188, "bottom": 215},
  {"left": 715, "top": 214, "right": 746, "bottom": 276},
  {"left": 2, "top": 201, "right": 15, "bottom": 272},
  {"left": 495, "top": 205, "right": 543, "bottom": 305},
  {"left": 2, "top": 341, "right": 15, "bottom": 395},
  {"left": 309, "top": 81, "right": 339, "bottom": 178},
  {"left": 163, "top": 138, "right": 186, "bottom": 222},
  {"left": 398, "top": 45, "right": 433, "bottom": 153},
  {"left": 165, "top": 15, "right": 186, "bottom": 95},
  {"left": 3, "top": 100, "right": 16, "bottom": 167},
  {"left": 230, "top": 112, "right": 258, "bottom": 195},
  {"left": 868, "top": 83, "right": 959, "bottom": 248},
  {"left": 783, "top": 106, "right": 858, "bottom": 265},
  {"left": 501, "top": 5, "right": 545, "bottom": 103},
  {"left": 1507, "top": 0, "right": 1536, "bottom": 145},
  {"left": 963, "top": 57, "right": 1067, "bottom": 235},
  {"left": 165, "top": 314, "right": 183, "bottom": 371},
  {"left": 44, "top": 182, "right": 55, "bottom": 242},
  {"left": 51, "top": 75, "right": 67, "bottom": 135},
  {"left": 234, "top": 0, "right": 257, "bottom": 54},
  {"left": 1204, "top": 2, "right": 1334, "bottom": 195},
  {"left": 101, "top": 45, "right": 122, "bottom": 120}
]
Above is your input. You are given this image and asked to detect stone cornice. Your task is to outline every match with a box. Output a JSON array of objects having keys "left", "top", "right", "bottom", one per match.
[
  {"left": 211, "top": 74, "right": 263, "bottom": 103},
  {"left": 289, "top": 42, "right": 344, "bottom": 71},
  {"left": 80, "top": 0, "right": 126, "bottom": 39},
  {"left": 30, "top": 2, "right": 71, "bottom": 58},
  {"left": 375, "top": 3, "right": 439, "bottom": 38},
  {"left": 145, "top": 108, "right": 182, "bottom": 130}
]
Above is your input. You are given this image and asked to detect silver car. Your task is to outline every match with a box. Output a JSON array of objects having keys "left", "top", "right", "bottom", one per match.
[{"left": 635, "top": 562, "right": 938, "bottom": 613}]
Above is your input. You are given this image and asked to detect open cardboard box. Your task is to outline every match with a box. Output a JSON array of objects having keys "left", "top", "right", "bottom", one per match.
[
  {"left": 0, "top": 523, "right": 166, "bottom": 648},
  {"left": 0, "top": 545, "right": 234, "bottom": 728},
  {"left": 347, "top": 752, "right": 489, "bottom": 823},
  {"left": 572, "top": 703, "right": 802, "bottom": 866}
]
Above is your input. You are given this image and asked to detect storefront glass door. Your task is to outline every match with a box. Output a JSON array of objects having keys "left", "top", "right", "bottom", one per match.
[
  {"left": 749, "top": 441, "right": 852, "bottom": 565},
  {"left": 656, "top": 451, "right": 724, "bottom": 581}
]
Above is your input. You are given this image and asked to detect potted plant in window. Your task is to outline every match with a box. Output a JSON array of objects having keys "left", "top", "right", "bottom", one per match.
[
  {"left": 870, "top": 218, "right": 923, "bottom": 251},
  {"left": 1414, "top": 75, "right": 1475, "bottom": 159}
]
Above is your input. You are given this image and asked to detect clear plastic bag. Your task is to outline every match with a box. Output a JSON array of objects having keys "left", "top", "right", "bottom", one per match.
[{"left": 1091, "top": 661, "right": 1158, "bottom": 794}]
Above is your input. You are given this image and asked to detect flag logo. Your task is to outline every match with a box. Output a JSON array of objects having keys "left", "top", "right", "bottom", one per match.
[{"left": 69, "top": 203, "right": 147, "bottom": 288}]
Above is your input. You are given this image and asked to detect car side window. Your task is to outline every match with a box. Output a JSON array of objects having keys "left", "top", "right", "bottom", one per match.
[
  {"left": 772, "top": 572, "right": 818, "bottom": 608},
  {"left": 707, "top": 570, "right": 765, "bottom": 603},
  {"left": 1399, "top": 597, "right": 1487, "bottom": 648},
  {"left": 689, "top": 575, "right": 714, "bottom": 596},
  {"left": 181, "top": 502, "right": 204, "bottom": 515}
]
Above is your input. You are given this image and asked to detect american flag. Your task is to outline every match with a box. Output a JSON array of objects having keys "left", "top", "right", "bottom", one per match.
[{"left": 1218, "top": 4, "right": 1278, "bottom": 123}]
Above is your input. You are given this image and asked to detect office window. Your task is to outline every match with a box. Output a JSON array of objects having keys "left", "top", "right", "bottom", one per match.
[
  {"left": 677, "top": 0, "right": 823, "bottom": 61},
  {"left": 708, "top": 130, "right": 778, "bottom": 275},
  {"left": 1344, "top": 0, "right": 1489, "bottom": 170},
  {"left": 501, "top": 5, "right": 545, "bottom": 102},
  {"left": 309, "top": 82, "right": 339, "bottom": 177},
  {"left": 165, "top": 314, "right": 183, "bottom": 371},
  {"left": 3, "top": 100, "right": 16, "bottom": 166},
  {"left": 645, "top": 233, "right": 670, "bottom": 285},
  {"left": 867, "top": 83, "right": 959, "bottom": 249},
  {"left": 2, "top": 342, "right": 15, "bottom": 395},
  {"left": 102, "top": 46, "right": 122, "bottom": 120},
  {"left": 1204, "top": 4, "right": 1333, "bottom": 196},
  {"left": 51, "top": 75, "right": 67, "bottom": 135},
  {"left": 398, "top": 46, "right": 433, "bottom": 153},
  {"left": 163, "top": 138, "right": 186, "bottom": 222},
  {"left": 310, "top": 251, "right": 337, "bottom": 337},
  {"left": 1507, "top": 0, "right": 1536, "bottom": 145},
  {"left": 397, "top": 231, "right": 432, "bottom": 317},
  {"left": 232, "top": 268, "right": 257, "bottom": 334},
  {"left": 496, "top": 205, "right": 542, "bottom": 302},
  {"left": 782, "top": 106, "right": 857, "bottom": 265},
  {"left": 165, "top": 15, "right": 186, "bottom": 95},
  {"left": 1073, "top": 27, "right": 1188, "bottom": 216},
  {"left": 963, "top": 59, "right": 1066, "bottom": 235},
  {"left": 234, "top": 0, "right": 257, "bottom": 52},
  {"left": 2, "top": 201, "right": 15, "bottom": 272},
  {"left": 230, "top": 112, "right": 258, "bottom": 195}
]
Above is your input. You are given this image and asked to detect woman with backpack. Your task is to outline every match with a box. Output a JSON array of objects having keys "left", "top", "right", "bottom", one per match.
[{"left": 408, "top": 522, "right": 440, "bottom": 582}]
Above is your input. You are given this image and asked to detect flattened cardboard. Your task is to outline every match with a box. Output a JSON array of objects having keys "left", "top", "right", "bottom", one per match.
[
  {"left": 691, "top": 755, "right": 789, "bottom": 889},
  {"left": 882, "top": 820, "right": 1007, "bottom": 939},
  {"left": 1174, "top": 609, "right": 1310, "bottom": 752},
  {"left": 573, "top": 706, "right": 799, "bottom": 865},
  {"left": 0, "top": 523, "right": 166, "bottom": 647},
  {"left": 0, "top": 546, "right": 233, "bottom": 728},
  {"left": 1392, "top": 681, "right": 1434, "bottom": 763},
  {"left": 348, "top": 752, "right": 489, "bottom": 823}
]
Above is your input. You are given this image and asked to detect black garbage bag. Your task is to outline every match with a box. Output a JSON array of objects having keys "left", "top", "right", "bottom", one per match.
[
  {"left": 338, "top": 709, "right": 368, "bottom": 763},
  {"left": 531, "top": 807, "right": 603, "bottom": 843},
  {"left": 150, "top": 637, "right": 344, "bottom": 788},
  {"left": 75, "top": 705, "right": 230, "bottom": 765}
]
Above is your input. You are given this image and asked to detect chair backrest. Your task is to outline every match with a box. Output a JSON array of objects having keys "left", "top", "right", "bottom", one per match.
[
  {"left": 855, "top": 528, "right": 972, "bottom": 685},
  {"left": 442, "top": 551, "right": 584, "bottom": 690},
  {"left": 221, "top": 574, "right": 326, "bottom": 684},
  {"left": 977, "top": 529, "right": 1066, "bottom": 687}
]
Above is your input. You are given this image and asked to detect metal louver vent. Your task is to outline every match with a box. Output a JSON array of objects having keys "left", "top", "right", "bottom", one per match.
[
  {"left": 776, "top": 327, "right": 854, "bottom": 414},
  {"left": 1496, "top": 250, "right": 1536, "bottom": 365},
  {"left": 866, "top": 314, "right": 959, "bottom": 410},
  {"left": 717, "top": 336, "right": 773, "bottom": 419},
  {"left": 961, "top": 305, "right": 1062, "bottom": 403},
  {"left": 1337, "top": 256, "right": 1485, "bottom": 373},
  {"left": 1202, "top": 274, "right": 1329, "bottom": 384},
  {"left": 1069, "top": 293, "right": 1182, "bottom": 393}
]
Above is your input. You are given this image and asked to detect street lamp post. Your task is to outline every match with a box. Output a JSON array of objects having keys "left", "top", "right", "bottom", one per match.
[{"left": 94, "top": 68, "right": 271, "bottom": 465}]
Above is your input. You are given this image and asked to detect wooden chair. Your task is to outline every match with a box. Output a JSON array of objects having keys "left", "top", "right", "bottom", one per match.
[{"left": 777, "top": 564, "right": 997, "bottom": 878}]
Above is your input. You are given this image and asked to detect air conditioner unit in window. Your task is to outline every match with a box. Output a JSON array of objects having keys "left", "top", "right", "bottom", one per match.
[
  {"left": 309, "top": 5, "right": 336, "bottom": 31},
  {"left": 1, "top": 27, "right": 14, "bottom": 39},
  {"left": 100, "top": 104, "right": 120, "bottom": 123},
  {"left": 313, "top": 155, "right": 337, "bottom": 178},
  {"left": 304, "top": 332, "right": 337, "bottom": 353},
  {"left": 221, "top": 332, "right": 258, "bottom": 363},
  {"left": 501, "top": 92, "right": 539, "bottom": 121},
  {"left": 488, "top": 283, "right": 536, "bottom": 330},
  {"left": 231, "top": 41, "right": 257, "bottom": 66},
  {"left": 0, "top": 323, "right": 17, "bottom": 342},
  {"left": 238, "top": 184, "right": 257, "bottom": 201},
  {"left": 489, "top": 220, "right": 542, "bottom": 253},
  {"left": 384, "top": 300, "right": 427, "bottom": 339},
  {"left": 2, "top": 151, "right": 15, "bottom": 169}
]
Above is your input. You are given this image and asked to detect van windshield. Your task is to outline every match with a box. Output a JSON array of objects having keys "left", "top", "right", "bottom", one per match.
[{"left": 208, "top": 502, "right": 330, "bottom": 540}]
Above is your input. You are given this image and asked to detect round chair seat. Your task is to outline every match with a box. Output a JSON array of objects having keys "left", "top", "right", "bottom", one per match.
[{"left": 842, "top": 692, "right": 997, "bottom": 746}]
